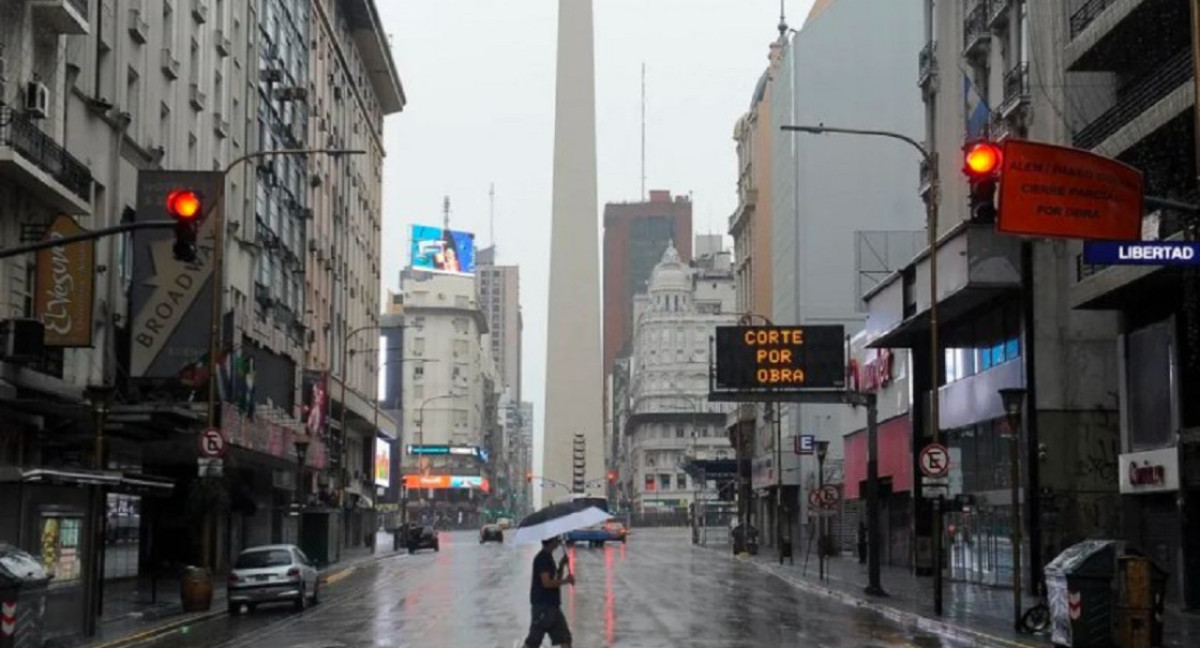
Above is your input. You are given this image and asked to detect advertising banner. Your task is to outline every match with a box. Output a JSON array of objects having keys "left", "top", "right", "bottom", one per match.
[
  {"left": 375, "top": 439, "right": 391, "bottom": 488},
  {"left": 35, "top": 215, "right": 95, "bottom": 347},
  {"left": 410, "top": 224, "right": 476, "bottom": 275}
]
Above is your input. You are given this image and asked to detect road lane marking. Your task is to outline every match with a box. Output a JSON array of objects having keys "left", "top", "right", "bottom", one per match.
[{"left": 323, "top": 567, "right": 355, "bottom": 585}]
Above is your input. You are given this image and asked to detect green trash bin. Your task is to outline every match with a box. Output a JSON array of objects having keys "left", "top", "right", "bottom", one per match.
[
  {"left": 0, "top": 544, "right": 50, "bottom": 648},
  {"left": 1045, "top": 540, "right": 1120, "bottom": 647}
]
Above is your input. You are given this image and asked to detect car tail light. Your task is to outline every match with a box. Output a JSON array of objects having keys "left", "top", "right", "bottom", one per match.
[
  {"left": 286, "top": 567, "right": 301, "bottom": 579},
  {"left": 227, "top": 574, "right": 240, "bottom": 585}
]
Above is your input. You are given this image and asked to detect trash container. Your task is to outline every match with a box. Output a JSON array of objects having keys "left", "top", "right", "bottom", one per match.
[
  {"left": 732, "top": 524, "right": 758, "bottom": 556},
  {"left": 1044, "top": 539, "right": 1121, "bottom": 647},
  {"left": 1116, "top": 555, "right": 1168, "bottom": 648},
  {"left": 180, "top": 566, "right": 213, "bottom": 612},
  {"left": 0, "top": 544, "right": 50, "bottom": 648}
]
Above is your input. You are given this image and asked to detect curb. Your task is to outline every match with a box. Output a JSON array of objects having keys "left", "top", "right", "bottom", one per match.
[
  {"left": 85, "top": 610, "right": 225, "bottom": 648},
  {"left": 87, "top": 549, "right": 407, "bottom": 648},
  {"left": 721, "top": 550, "right": 1046, "bottom": 648}
]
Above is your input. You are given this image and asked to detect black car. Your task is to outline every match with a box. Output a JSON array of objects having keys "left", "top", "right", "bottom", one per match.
[
  {"left": 407, "top": 525, "right": 439, "bottom": 553},
  {"left": 480, "top": 524, "right": 503, "bottom": 543}
]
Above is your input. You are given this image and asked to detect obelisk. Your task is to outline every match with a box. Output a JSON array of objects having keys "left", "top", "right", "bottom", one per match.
[{"left": 541, "top": 0, "right": 604, "bottom": 506}]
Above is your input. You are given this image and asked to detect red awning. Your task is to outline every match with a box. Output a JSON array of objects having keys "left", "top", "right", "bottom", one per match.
[{"left": 843, "top": 415, "right": 912, "bottom": 499}]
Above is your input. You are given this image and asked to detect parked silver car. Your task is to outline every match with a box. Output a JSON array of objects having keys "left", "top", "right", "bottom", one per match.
[{"left": 226, "top": 544, "right": 319, "bottom": 614}]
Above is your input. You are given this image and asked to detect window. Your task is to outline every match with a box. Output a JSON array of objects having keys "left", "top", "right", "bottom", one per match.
[
  {"left": 675, "top": 426, "right": 685, "bottom": 439},
  {"left": 413, "top": 364, "right": 424, "bottom": 379},
  {"left": 677, "top": 475, "right": 687, "bottom": 490},
  {"left": 644, "top": 475, "right": 655, "bottom": 491},
  {"left": 412, "top": 337, "right": 425, "bottom": 355},
  {"left": 660, "top": 474, "right": 671, "bottom": 490}
]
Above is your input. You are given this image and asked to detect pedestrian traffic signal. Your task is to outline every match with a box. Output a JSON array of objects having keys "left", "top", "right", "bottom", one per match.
[
  {"left": 963, "top": 142, "right": 1002, "bottom": 223},
  {"left": 137, "top": 170, "right": 224, "bottom": 264}
]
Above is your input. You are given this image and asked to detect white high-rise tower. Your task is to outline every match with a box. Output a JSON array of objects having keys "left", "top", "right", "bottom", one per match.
[{"left": 542, "top": 0, "right": 604, "bottom": 505}]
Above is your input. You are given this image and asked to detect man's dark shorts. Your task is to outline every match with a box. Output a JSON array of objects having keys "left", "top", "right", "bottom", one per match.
[{"left": 524, "top": 605, "right": 572, "bottom": 646}]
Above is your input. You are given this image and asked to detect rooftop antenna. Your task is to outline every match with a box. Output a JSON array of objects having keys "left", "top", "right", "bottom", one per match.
[
  {"left": 489, "top": 183, "right": 495, "bottom": 247},
  {"left": 442, "top": 195, "right": 450, "bottom": 231},
  {"left": 641, "top": 62, "right": 647, "bottom": 201},
  {"left": 778, "top": 0, "right": 788, "bottom": 37}
]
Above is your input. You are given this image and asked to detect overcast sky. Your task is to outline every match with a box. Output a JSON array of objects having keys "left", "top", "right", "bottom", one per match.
[{"left": 376, "top": 1, "right": 816, "bottom": 450}]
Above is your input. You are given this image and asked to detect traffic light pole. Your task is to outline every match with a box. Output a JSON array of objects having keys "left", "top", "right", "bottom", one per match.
[{"left": 0, "top": 220, "right": 175, "bottom": 260}]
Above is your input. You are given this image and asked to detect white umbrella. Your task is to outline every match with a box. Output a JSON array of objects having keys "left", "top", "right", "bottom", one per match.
[{"left": 510, "top": 501, "right": 611, "bottom": 546}]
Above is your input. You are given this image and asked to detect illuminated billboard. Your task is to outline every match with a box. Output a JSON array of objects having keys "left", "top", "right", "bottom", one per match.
[
  {"left": 405, "top": 444, "right": 488, "bottom": 462},
  {"left": 403, "top": 475, "right": 490, "bottom": 492},
  {"left": 374, "top": 439, "right": 391, "bottom": 488},
  {"left": 410, "top": 225, "right": 476, "bottom": 275}
]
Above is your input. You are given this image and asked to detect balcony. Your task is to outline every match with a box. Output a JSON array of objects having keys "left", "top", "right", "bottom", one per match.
[
  {"left": 989, "top": 110, "right": 1012, "bottom": 142},
  {"left": 987, "top": 0, "right": 1011, "bottom": 29},
  {"left": 214, "top": 113, "right": 230, "bottom": 139},
  {"left": 962, "top": 1, "right": 990, "bottom": 61},
  {"left": 1069, "top": 0, "right": 1118, "bottom": 40},
  {"left": 997, "top": 62, "right": 1030, "bottom": 118},
  {"left": 917, "top": 40, "right": 936, "bottom": 89},
  {"left": 1071, "top": 49, "right": 1192, "bottom": 151},
  {"left": 161, "top": 48, "right": 181, "bottom": 80},
  {"left": 30, "top": 0, "right": 89, "bottom": 35},
  {"left": 215, "top": 30, "right": 232, "bottom": 57},
  {"left": 0, "top": 109, "right": 93, "bottom": 214},
  {"left": 189, "top": 83, "right": 207, "bottom": 111},
  {"left": 128, "top": 9, "right": 150, "bottom": 44},
  {"left": 192, "top": 0, "right": 209, "bottom": 24}
]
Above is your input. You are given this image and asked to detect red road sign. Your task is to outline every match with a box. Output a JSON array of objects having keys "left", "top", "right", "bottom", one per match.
[
  {"left": 998, "top": 139, "right": 1144, "bottom": 241},
  {"left": 808, "top": 490, "right": 821, "bottom": 507},
  {"left": 919, "top": 444, "right": 950, "bottom": 477},
  {"left": 199, "top": 428, "right": 227, "bottom": 458}
]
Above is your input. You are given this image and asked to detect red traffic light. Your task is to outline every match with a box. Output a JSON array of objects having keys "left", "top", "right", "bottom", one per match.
[
  {"left": 167, "top": 189, "right": 202, "bottom": 220},
  {"left": 525, "top": 471, "right": 533, "bottom": 483},
  {"left": 963, "top": 142, "right": 1002, "bottom": 178},
  {"left": 607, "top": 471, "right": 616, "bottom": 483}
]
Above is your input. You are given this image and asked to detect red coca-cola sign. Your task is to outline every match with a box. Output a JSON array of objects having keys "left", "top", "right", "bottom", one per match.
[{"left": 1128, "top": 462, "right": 1165, "bottom": 487}]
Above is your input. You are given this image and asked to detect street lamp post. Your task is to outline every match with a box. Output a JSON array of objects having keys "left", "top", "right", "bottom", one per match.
[
  {"left": 205, "top": 148, "right": 365, "bottom": 434},
  {"left": 816, "top": 440, "right": 830, "bottom": 581},
  {"left": 413, "top": 392, "right": 464, "bottom": 519},
  {"left": 781, "top": 124, "right": 937, "bottom": 608},
  {"left": 1000, "top": 387, "right": 1028, "bottom": 633}
]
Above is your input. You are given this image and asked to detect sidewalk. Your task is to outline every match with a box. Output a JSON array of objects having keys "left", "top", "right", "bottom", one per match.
[
  {"left": 716, "top": 545, "right": 1200, "bottom": 648},
  {"left": 72, "top": 530, "right": 402, "bottom": 648}
]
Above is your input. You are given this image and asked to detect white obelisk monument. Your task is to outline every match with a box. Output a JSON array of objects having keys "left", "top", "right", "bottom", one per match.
[{"left": 541, "top": 0, "right": 604, "bottom": 506}]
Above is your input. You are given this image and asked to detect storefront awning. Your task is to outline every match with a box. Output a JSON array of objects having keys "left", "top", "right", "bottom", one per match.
[{"left": 0, "top": 466, "right": 175, "bottom": 495}]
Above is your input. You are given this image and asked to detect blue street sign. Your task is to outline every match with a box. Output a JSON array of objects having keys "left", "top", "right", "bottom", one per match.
[
  {"left": 1083, "top": 241, "right": 1200, "bottom": 266},
  {"left": 794, "top": 434, "right": 816, "bottom": 455}
]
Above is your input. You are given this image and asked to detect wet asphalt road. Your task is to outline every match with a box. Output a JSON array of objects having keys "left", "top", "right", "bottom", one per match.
[{"left": 136, "top": 528, "right": 976, "bottom": 648}]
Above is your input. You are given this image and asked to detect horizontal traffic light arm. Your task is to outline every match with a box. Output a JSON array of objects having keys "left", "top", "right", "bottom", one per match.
[{"left": 0, "top": 220, "right": 174, "bottom": 260}]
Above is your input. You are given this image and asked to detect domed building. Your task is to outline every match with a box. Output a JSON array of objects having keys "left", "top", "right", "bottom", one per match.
[{"left": 620, "top": 242, "right": 737, "bottom": 514}]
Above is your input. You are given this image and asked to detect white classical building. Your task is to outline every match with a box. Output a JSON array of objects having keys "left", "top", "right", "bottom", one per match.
[{"left": 625, "top": 244, "right": 737, "bottom": 511}]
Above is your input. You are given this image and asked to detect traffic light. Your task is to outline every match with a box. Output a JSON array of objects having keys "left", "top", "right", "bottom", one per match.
[
  {"left": 525, "top": 471, "right": 532, "bottom": 483},
  {"left": 607, "top": 470, "right": 616, "bottom": 483},
  {"left": 168, "top": 189, "right": 204, "bottom": 262},
  {"left": 137, "top": 170, "right": 224, "bottom": 264},
  {"left": 963, "top": 141, "right": 1003, "bottom": 223}
]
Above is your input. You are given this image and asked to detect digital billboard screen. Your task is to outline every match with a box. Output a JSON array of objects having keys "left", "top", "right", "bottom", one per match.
[
  {"left": 714, "top": 325, "right": 846, "bottom": 392},
  {"left": 410, "top": 225, "right": 476, "bottom": 275},
  {"left": 374, "top": 439, "right": 391, "bottom": 488}
]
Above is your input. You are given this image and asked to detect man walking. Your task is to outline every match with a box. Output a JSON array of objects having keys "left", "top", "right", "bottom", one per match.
[{"left": 523, "top": 536, "right": 574, "bottom": 647}]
